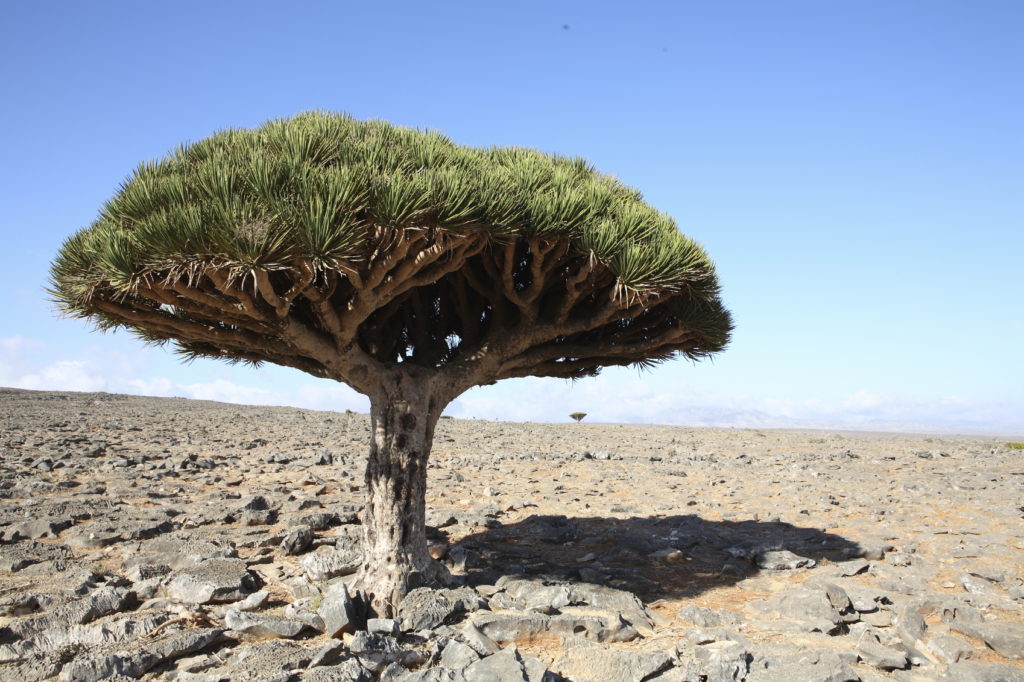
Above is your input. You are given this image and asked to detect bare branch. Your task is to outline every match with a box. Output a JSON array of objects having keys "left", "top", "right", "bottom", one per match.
[
  {"left": 206, "top": 269, "right": 268, "bottom": 321},
  {"left": 93, "top": 298, "right": 324, "bottom": 373},
  {"left": 137, "top": 285, "right": 277, "bottom": 336}
]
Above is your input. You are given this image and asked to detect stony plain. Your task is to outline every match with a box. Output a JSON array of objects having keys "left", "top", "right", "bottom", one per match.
[{"left": 0, "top": 388, "right": 1021, "bottom": 681}]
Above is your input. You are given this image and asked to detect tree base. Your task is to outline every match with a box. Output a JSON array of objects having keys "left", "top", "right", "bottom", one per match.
[{"left": 351, "top": 554, "right": 453, "bottom": 618}]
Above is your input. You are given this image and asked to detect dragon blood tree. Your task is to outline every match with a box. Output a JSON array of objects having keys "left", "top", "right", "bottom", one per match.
[{"left": 50, "top": 112, "right": 732, "bottom": 615}]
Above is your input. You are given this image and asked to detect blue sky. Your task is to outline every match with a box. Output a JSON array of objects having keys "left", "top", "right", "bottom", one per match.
[{"left": 2, "top": 1, "right": 1022, "bottom": 435}]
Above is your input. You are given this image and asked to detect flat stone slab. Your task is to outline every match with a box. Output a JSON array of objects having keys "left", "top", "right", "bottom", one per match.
[
  {"left": 950, "top": 620, "right": 1024, "bottom": 659},
  {"left": 552, "top": 643, "right": 672, "bottom": 682},
  {"left": 166, "top": 558, "right": 258, "bottom": 604},
  {"left": 225, "top": 610, "right": 308, "bottom": 639},
  {"left": 0, "top": 541, "right": 74, "bottom": 571},
  {"left": 469, "top": 610, "right": 638, "bottom": 645}
]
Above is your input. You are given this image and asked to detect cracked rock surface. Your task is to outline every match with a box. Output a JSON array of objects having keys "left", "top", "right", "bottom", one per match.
[{"left": 1, "top": 387, "right": 1022, "bottom": 680}]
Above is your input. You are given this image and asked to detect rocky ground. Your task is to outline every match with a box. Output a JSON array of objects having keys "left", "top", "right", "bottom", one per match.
[{"left": 0, "top": 387, "right": 1022, "bottom": 682}]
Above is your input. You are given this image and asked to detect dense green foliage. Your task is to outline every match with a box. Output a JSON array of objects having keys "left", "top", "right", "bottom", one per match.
[
  {"left": 51, "top": 111, "right": 722, "bottom": 313},
  {"left": 50, "top": 112, "right": 731, "bottom": 382}
]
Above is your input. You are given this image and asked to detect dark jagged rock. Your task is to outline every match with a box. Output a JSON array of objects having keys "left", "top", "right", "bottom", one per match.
[
  {"left": 282, "top": 525, "right": 315, "bottom": 555},
  {"left": 397, "top": 587, "right": 486, "bottom": 632},
  {"left": 318, "top": 581, "right": 360, "bottom": 637},
  {"left": 0, "top": 540, "right": 74, "bottom": 571},
  {"left": 56, "top": 626, "right": 225, "bottom": 681}
]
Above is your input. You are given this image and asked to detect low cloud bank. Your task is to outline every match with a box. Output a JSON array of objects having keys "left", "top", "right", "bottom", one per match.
[{"left": 2, "top": 336, "right": 1020, "bottom": 436}]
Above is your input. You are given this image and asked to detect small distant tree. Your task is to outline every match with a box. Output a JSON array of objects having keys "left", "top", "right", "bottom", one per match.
[
  {"left": 50, "top": 112, "right": 731, "bottom": 615},
  {"left": 569, "top": 412, "right": 587, "bottom": 423}
]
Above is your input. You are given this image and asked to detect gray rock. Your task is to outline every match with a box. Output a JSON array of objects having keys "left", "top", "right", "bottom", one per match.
[
  {"left": 495, "top": 576, "right": 655, "bottom": 632},
  {"left": 212, "top": 639, "right": 315, "bottom": 680},
  {"left": 684, "top": 628, "right": 750, "bottom": 647},
  {"left": 2, "top": 586, "right": 133, "bottom": 640},
  {"left": 756, "top": 587, "right": 844, "bottom": 633},
  {"left": 347, "top": 631, "right": 426, "bottom": 672},
  {"left": 756, "top": 550, "right": 816, "bottom": 570},
  {"left": 166, "top": 558, "right": 258, "bottom": 604},
  {"left": 469, "top": 610, "right": 638, "bottom": 644},
  {"left": 950, "top": 620, "right": 1024, "bottom": 658},
  {"left": 220, "top": 590, "right": 270, "bottom": 614},
  {"left": 237, "top": 508, "right": 278, "bottom": 526},
  {"left": 461, "top": 621, "right": 503, "bottom": 656},
  {"left": 282, "top": 525, "right": 315, "bottom": 555},
  {"left": 840, "top": 583, "right": 890, "bottom": 613},
  {"left": 0, "top": 651, "right": 66, "bottom": 682},
  {"left": 236, "top": 494, "right": 271, "bottom": 510},
  {"left": 398, "top": 587, "right": 486, "bottom": 631},
  {"left": 941, "top": 602, "right": 983, "bottom": 625},
  {"left": 1, "top": 611, "right": 170, "bottom": 662},
  {"left": 886, "top": 552, "right": 913, "bottom": 567},
  {"left": 0, "top": 540, "right": 74, "bottom": 571},
  {"left": 301, "top": 657, "right": 371, "bottom": 681},
  {"left": 307, "top": 638, "right": 345, "bottom": 668},
  {"left": 438, "top": 639, "right": 481, "bottom": 672},
  {"left": 287, "top": 575, "right": 322, "bottom": 600},
  {"left": 856, "top": 637, "right": 908, "bottom": 670},
  {"left": 318, "top": 581, "right": 359, "bottom": 637},
  {"left": 695, "top": 640, "right": 752, "bottom": 682},
  {"left": 646, "top": 660, "right": 702, "bottom": 681},
  {"left": 128, "top": 535, "right": 238, "bottom": 570},
  {"left": 893, "top": 604, "right": 927, "bottom": 649},
  {"left": 925, "top": 633, "right": 974, "bottom": 664},
  {"left": 947, "top": 661, "right": 1024, "bottom": 682},
  {"left": 294, "top": 512, "right": 342, "bottom": 530},
  {"left": 524, "top": 515, "right": 580, "bottom": 544},
  {"left": 0, "top": 593, "right": 41, "bottom": 617},
  {"left": 4, "top": 518, "right": 74, "bottom": 540},
  {"left": 835, "top": 559, "right": 869, "bottom": 576},
  {"left": 125, "top": 562, "right": 172, "bottom": 582},
  {"left": 56, "top": 627, "right": 225, "bottom": 681},
  {"left": 300, "top": 543, "right": 362, "bottom": 582},
  {"left": 367, "top": 618, "right": 400, "bottom": 635},
  {"left": 225, "top": 609, "right": 308, "bottom": 639},
  {"left": 961, "top": 572, "right": 1016, "bottom": 606},
  {"left": 286, "top": 600, "right": 327, "bottom": 632},
  {"left": 394, "top": 668, "right": 463, "bottom": 682},
  {"left": 463, "top": 646, "right": 528, "bottom": 682},
  {"left": 677, "top": 605, "right": 740, "bottom": 628},
  {"left": 63, "top": 526, "right": 124, "bottom": 549},
  {"left": 553, "top": 642, "right": 673, "bottom": 682},
  {"left": 746, "top": 650, "right": 858, "bottom": 682}
]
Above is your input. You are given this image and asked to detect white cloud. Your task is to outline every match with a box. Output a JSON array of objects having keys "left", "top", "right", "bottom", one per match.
[
  {"left": 0, "top": 338, "right": 370, "bottom": 415},
  {"left": 450, "top": 377, "right": 1023, "bottom": 436},
  {"left": 8, "top": 359, "right": 109, "bottom": 392},
  {"left": 0, "top": 336, "right": 37, "bottom": 355},
  {"left": 1, "top": 336, "right": 1020, "bottom": 436}
]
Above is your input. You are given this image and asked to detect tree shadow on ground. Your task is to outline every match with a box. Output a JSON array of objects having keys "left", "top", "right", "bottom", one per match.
[{"left": 445, "top": 513, "right": 865, "bottom": 602}]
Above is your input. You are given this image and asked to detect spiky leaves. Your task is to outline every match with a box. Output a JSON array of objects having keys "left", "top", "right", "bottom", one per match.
[{"left": 50, "top": 111, "right": 731, "bottom": 400}]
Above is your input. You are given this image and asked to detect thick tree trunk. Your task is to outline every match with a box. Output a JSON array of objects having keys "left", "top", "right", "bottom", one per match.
[{"left": 353, "top": 371, "right": 450, "bottom": 617}]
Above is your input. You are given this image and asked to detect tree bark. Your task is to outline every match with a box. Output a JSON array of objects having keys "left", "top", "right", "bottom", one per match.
[{"left": 353, "top": 370, "right": 450, "bottom": 617}]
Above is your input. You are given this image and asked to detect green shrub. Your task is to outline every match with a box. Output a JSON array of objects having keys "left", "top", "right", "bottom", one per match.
[{"left": 1004, "top": 441, "right": 1024, "bottom": 450}]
